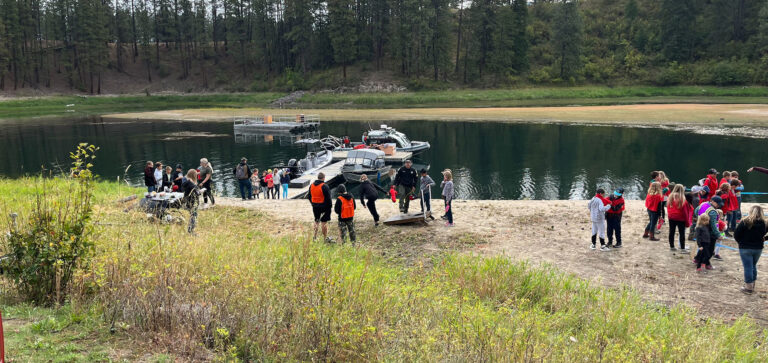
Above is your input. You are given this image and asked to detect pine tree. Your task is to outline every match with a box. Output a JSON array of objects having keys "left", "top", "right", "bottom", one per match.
[
  {"left": 552, "top": 0, "right": 582, "bottom": 80},
  {"left": 328, "top": 0, "right": 357, "bottom": 81},
  {"left": 660, "top": 0, "right": 697, "bottom": 62},
  {"left": 511, "top": 0, "right": 528, "bottom": 73}
]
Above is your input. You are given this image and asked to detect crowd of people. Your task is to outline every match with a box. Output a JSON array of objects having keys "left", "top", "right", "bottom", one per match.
[{"left": 589, "top": 167, "right": 767, "bottom": 295}]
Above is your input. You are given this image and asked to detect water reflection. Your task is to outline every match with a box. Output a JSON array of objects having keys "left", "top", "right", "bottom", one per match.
[{"left": 2, "top": 117, "right": 768, "bottom": 201}]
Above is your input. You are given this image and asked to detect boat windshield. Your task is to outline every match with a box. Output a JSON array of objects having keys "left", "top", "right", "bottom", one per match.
[{"left": 344, "top": 150, "right": 381, "bottom": 167}]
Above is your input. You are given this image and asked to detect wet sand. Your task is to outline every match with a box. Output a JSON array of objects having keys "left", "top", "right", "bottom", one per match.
[{"left": 213, "top": 197, "right": 768, "bottom": 325}]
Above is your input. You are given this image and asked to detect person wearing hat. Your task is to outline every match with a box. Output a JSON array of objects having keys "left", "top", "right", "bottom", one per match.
[
  {"left": 233, "top": 157, "right": 253, "bottom": 200},
  {"left": 334, "top": 184, "right": 357, "bottom": 245},
  {"left": 393, "top": 160, "right": 418, "bottom": 213},
  {"left": 173, "top": 164, "right": 185, "bottom": 189},
  {"left": 702, "top": 169, "right": 719, "bottom": 202},
  {"left": 605, "top": 188, "right": 625, "bottom": 248},
  {"left": 694, "top": 195, "right": 723, "bottom": 269}
]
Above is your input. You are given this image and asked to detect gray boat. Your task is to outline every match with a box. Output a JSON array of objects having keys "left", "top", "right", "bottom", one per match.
[
  {"left": 320, "top": 124, "right": 430, "bottom": 154},
  {"left": 341, "top": 149, "right": 392, "bottom": 183}
]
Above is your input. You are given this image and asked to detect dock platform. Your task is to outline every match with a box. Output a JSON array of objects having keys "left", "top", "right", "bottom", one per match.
[
  {"left": 331, "top": 150, "right": 412, "bottom": 163},
  {"left": 285, "top": 160, "right": 345, "bottom": 199}
]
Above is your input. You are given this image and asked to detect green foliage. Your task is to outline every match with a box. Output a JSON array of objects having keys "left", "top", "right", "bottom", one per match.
[
  {"left": 655, "top": 62, "right": 687, "bottom": 86},
  {"left": 2, "top": 144, "right": 99, "bottom": 305},
  {"left": 552, "top": 1, "right": 583, "bottom": 80},
  {"left": 709, "top": 60, "right": 752, "bottom": 86}
]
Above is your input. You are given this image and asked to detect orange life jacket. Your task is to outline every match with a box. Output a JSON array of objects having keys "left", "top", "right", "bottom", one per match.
[
  {"left": 310, "top": 182, "right": 325, "bottom": 203},
  {"left": 338, "top": 196, "right": 354, "bottom": 218}
]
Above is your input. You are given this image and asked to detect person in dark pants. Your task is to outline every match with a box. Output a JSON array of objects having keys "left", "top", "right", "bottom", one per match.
[
  {"left": 666, "top": 184, "right": 692, "bottom": 252},
  {"left": 441, "top": 170, "right": 455, "bottom": 227},
  {"left": 233, "top": 157, "right": 253, "bottom": 200},
  {"left": 181, "top": 169, "right": 201, "bottom": 234},
  {"left": 605, "top": 188, "right": 625, "bottom": 248},
  {"left": 198, "top": 158, "right": 215, "bottom": 206},
  {"left": 144, "top": 161, "right": 155, "bottom": 193},
  {"left": 394, "top": 160, "right": 418, "bottom": 213},
  {"left": 694, "top": 196, "right": 723, "bottom": 269},
  {"left": 359, "top": 174, "right": 386, "bottom": 226},
  {"left": 307, "top": 172, "right": 332, "bottom": 242},
  {"left": 334, "top": 184, "right": 357, "bottom": 245},
  {"left": 734, "top": 205, "right": 767, "bottom": 294},
  {"left": 694, "top": 213, "right": 712, "bottom": 272},
  {"left": 419, "top": 169, "right": 436, "bottom": 220}
]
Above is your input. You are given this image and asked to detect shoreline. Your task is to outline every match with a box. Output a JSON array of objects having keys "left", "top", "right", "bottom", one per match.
[
  {"left": 104, "top": 103, "right": 768, "bottom": 126},
  {"left": 214, "top": 197, "right": 768, "bottom": 325}
]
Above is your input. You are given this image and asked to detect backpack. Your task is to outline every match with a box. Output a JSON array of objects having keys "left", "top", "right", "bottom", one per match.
[{"left": 236, "top": 164, "right": 248, "bottom": 179}]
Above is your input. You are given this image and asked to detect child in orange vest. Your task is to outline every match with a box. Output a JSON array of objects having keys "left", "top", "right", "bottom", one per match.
[{"left": 334, "top": 185, "right": 357, "bottom": 245}]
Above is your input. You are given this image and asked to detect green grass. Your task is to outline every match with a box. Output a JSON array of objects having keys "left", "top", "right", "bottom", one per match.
[
  {"left": 2, "top": 178, "right": 768, "bottom": 360},
  {"left": 298, "top": 86, "right": 768, "bottom": 108},
  {"left": 0, "top": 93, "right": 284, "bottom": 120}
]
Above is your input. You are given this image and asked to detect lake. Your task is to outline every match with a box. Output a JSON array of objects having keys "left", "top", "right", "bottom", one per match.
[{"left": 1, "top": 116, "right": 767, "bottom": 201}]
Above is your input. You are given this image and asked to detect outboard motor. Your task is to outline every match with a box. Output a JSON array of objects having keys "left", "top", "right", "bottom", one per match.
[{"left": 288, "top": 159, "right": 297, "bottom": 167}]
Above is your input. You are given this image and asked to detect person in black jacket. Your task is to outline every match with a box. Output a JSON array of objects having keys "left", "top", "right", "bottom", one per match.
[
  {"left": 394, "top": 160, "right": 418, "bottom": 213},
  {"left": 181, "top": 169, "right": 201, "bottom": 234},
  {"left": 173, "top": 164, "right": 184, "bottom": 189},
  {"left": 161, "top": 166, "right": 173, "bottom": 191},
  {"left": 144, "top": 161, "right": 155, "bottom": 192},
  {"left": 734, "top": 205, "right": 767, "bottom": 294},
  {"left": 307, "top": 173, "right": 332, "bottom": 242},
  {"left": 359, "top": 174, "right": 387, "bottom": 226}
]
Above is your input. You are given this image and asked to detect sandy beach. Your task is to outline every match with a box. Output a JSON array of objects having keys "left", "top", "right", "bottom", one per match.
[{"left": 213, "top": 197, "right": 768, "bottom": 325}]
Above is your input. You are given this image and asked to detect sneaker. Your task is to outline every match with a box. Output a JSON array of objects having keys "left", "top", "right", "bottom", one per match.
[
  {"left": 429, "top": 215, "right": 436, "bottom": 220},
  {"left": 374, "top": 222, "right": 380, "bottom": 227},
  {"left": 714, "top": 254, "right": 723, "bottom": 260},
  {"left": 613, "top": 244, "right": 623, "bottom": 249},
  {"left": 696, "top": 266, "right": 703, "bottom": 273},
  {"left": 692, "top": 258, "right": 699, "bottom": 265},
  {"left": 725, "top": 231, "right": 733, "bottom": 238},
  {"left": 606, "top": 243, "right": 614, "bottom": 248},
  {"left": 441, "top": 215, "right": 448, "bottom": 220},
  {"left": 670, "top": 247, "right": 677, "bottom": 251},
  {"left": 600, "top": 245, "right": 610, "bottom": 252},
  {"left": 680, "top": 247, "right": 691, "bottom": 254},
  {"left": 590, "top": 244, "right": 597, "bottom": 250},
  {"left": 705, "top": 264, "right": 715, "bottom": 270},
  {"left": 445, "top": 222, "right": 455, "bottom": 227},
  {"left": 325, "top": 237, "right": 336, "bottom": 244}
]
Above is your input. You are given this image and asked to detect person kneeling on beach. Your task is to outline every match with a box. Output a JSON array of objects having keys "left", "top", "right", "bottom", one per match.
[
  {"left": 334, "top": 185, "right": 357, "bottom": 245},
  {"left": 308, "top": 172, "right": 332, "bottom": 242},
  {"left": 606, "top": 188, "right": 625, "bottom": 248},
  {"left": 588, "top": 188, "right": 612, "bottom": 251}
]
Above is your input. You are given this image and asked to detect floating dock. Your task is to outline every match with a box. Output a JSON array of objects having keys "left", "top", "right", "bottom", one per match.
[
  {"left": 331, "top": 150, "right": 412, "bottom": 164},
  {"left": 285, "top": 160, "right": 345, "bottom": 199},
  {"left": 233, "top": 114, "right": 319, "bottom": 133}
]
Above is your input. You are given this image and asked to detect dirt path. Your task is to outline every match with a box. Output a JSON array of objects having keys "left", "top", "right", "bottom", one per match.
[
  {"left": 214, "top": 197, "right": 768, "bottom": 325},
  {"left": 104, "top": 104, "right": 768, "bottom": 126}
]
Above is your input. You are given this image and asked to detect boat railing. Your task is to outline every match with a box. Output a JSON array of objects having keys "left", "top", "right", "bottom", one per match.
[{"left": 234, "top": 114, "right": 320, "bottom": 126}]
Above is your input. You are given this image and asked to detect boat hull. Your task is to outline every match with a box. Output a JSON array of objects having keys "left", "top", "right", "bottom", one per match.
[{"left": 341, "top": 167, "right": 392, "bottom": 183}]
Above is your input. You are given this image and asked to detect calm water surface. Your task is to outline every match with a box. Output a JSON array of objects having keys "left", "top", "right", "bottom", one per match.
[{"left": 1, "top": 117, "right": 767, "bottom": 200}]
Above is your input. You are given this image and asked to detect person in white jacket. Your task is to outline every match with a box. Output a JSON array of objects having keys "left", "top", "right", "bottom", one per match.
[{"left": 588, "top": 188, "right": 613, "bottom": 251}]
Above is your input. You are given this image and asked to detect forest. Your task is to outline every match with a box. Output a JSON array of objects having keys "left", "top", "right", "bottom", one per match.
[{"left": 1, "top": 0, "right": 768, "bottom": 93}]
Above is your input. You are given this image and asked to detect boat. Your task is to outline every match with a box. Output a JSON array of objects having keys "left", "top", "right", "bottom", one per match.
[
  {"left": 319, "top": 124, "right": 430, "bottom": 154},
  {"left": 233, "top": 114, "right": 320, "bottom": 134},
  {"left": 341, "top": 149, "right": 392, "bottom": 183},
  {"left": 282, "top": 139, "right": 335, "bottom": 188}
]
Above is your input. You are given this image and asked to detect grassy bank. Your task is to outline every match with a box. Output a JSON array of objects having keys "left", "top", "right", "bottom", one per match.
[
  {"left": 4, "top": 86, "right": 768, "bottom": 120},
  {"left": 0, "top": 93, "right": 283, "bottom": 120},
  {"left": 1, "top": 178, "right": 768, "bottom": 360}
]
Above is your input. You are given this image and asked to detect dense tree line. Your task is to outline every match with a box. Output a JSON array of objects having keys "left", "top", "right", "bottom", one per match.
[{"left": 2, "top": 0, "right": 768, "bottom": 93}]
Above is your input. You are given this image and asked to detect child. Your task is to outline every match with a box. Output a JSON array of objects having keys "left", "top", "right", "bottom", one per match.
[
  {"left": 657, "top": 171, "right": 670, "bottom": 232},
  {"left": 441, "top": 170, "right": 454, "bottom": 227},
  {"left": 666, "top": 184, "right": 692, "bottom": 252},
  {"left": 730, "top": 177, "right": 743, "bottom": 227},
  {"left": 694, "top": 213, "right": 712, "bottom": 272},
  {"left": 588, "top": 188, "right": 612, "bottom": 251},
  {"left": 605, "top": 188, "right": 625, "bottom": 248},
  {"left": 695, "top": 195, "right": 723, "bottom": 267},
  {"left": 644, "top": 182, "right": 663, "bottom": 241},
  {"left": 688, "top": 186, "right": 705, "bottom": 240},
  {"left": 334, "top": 185, "right": 357, "bottom": 245},
  {"left": 719, "top": 171, "right": 732, "bottom": 187},
  {"left": 715, "top": 183, "right": 734, "bottom": 238},
  {"left": 251, "top": 168, "right": 260, "bottom": 199}
]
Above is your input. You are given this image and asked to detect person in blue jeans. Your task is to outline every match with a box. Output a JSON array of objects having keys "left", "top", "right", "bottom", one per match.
[
  {"left": 280, "top": 169, "right": 291, "bottom": 199},
  {"left": 734, "top": 205, "right": 767, "bottom": 295},
  {"left": 233, "top": 157, "right": 253, "bottom": 200},
  {"left": 419, "top": 169, "right": 436, "bottom": 220}
]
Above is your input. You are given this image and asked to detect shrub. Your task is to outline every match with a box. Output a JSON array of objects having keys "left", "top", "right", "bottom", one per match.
[
  {"left": 655, "top": 62, "right": 686, "bottom": 86},
  {"left": 2, "top": 144, "right": 99, "bottom": 305},
  {"left": 709, "top": 60, "right": 751, "bottom": 86}
]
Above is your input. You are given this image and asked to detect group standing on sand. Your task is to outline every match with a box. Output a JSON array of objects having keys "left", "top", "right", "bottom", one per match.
[{"left": 589, "top": 167, "right": 766, "bottom": 295}]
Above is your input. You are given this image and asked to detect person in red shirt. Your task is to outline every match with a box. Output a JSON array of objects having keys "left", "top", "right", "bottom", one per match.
[
  {"left": 667, "top": 184, "right": 693, "bottom": 252},
  {"left": 702, "top": 169, "right": 719, "bottom": 202},
  {"left": 606, "top": 188, "right": 625, "bottom": 248},
  {"left": 644, "top": 182, "right": 664, "bottom": 241},
  {"left": 719, "top": 171, "right": 732, "bottom": 187}
]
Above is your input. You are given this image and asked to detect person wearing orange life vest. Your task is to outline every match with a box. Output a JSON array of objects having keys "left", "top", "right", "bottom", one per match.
[
  {"left": 334, "top": 184, "right": 357, "bottom": 245},
  {"left": 307, "top": 172, "right": 332, "bottom": 242}
]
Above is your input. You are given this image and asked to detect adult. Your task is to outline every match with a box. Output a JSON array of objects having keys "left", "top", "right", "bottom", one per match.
[
  {"left": 199, "top": 158, "right": 215, "bottom": 206},
  {"left": 702, "top": 169, "right": 719, "bottom": 202},
  {"left": 667, "top": 184, "right": 692, "bottom": 252},
  {"left": 748, "top": 166, "right": 768, "bottom": 175},
  {"left": 144, "top": 161, "right": 155, "bottom": 193},
  {"left": 233, "top": 157, "right": 253, "bottom": 201},
  {"left": 695, "top": 196, "right": 723, "bottom": 268},
  {"left": 734, "top": 205, "right": 766, "bottom": 294},
  {"left": 359, "top": 174, "right": 386, "bottom": 226},
  {"left": 162, "top": 165, "right": 173, "bottom": 191},
  {"left": 393, "top": 160, "right": 418, "bottom": 213},
  {"left": 181, "top": 169, "right": 201, "bottom": 234},
  {"left": 419, "top": 169, "right": 436, "bottom": 220},
  {"left": 280, "top": 169, "right": 291, "bottom": 199},
  {"left": 307, "top": 172, "right": 332, "bottom": 241},
  {"left": 153, "top": 162, "right": 164, "bottom": 191}
]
